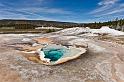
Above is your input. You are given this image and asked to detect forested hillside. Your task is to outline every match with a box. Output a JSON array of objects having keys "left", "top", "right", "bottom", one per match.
[
  {"left": 0, "top": 19, "right": 124, "bottom": 31},
  {"left": 0, "top": 19, "right": 79, "bottom": 29},
  {"left": 84, "top": 18, "right": 124, "bottom": 31}
]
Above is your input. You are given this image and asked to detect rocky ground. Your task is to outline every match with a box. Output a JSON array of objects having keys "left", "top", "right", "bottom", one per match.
[{"left": 0, "top": 32, "right": 124, "bottom": 82}]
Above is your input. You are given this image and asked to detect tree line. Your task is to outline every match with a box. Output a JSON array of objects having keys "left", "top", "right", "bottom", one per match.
[
  {"left": 0, "top": 19, "right": 124, "bottom": 31},
  {"left": 83, "top": 18, "right": 124, "bottom": 31}
]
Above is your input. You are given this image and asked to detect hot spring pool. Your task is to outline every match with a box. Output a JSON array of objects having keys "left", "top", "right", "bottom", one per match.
[
  {"left": 43, "top": 49, "right": 64, "bottom": 61},
  {"left": 38, "top": 44, "right": 86, "bottom": 65},
  {"left": 41, "top": 44, "right": 67, "bottom": 61}
]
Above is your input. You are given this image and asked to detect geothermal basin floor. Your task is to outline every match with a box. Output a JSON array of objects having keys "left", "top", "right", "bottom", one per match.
[{"left": 0, "top": 34, "right": 124, "bottom": 82}]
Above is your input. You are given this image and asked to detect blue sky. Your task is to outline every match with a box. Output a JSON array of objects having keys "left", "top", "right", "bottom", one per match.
[{"left": 0, "top": 0, "right": 124, "bottom": 23}]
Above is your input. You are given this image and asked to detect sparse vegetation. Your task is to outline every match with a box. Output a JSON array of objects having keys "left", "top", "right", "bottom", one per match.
[
  {"left": 0, "top": 18, "right": 124, "bottom": 34},
  {"left": 84, "top": 18, "right": 124, "bottom": 31},
  {"left": 45, "top": 29, "right": 56, "bottom": 33}
]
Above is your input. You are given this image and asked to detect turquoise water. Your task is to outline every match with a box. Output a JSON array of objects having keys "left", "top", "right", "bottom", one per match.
[
  {"left": 40, "top": 44, "right": 82, "bottom": 62},
  {"left": 43, "top": 49, "right": 64, "bottom": 61},
  {"left": 41, "top": 44, "right": 67, "bottom": 61}
]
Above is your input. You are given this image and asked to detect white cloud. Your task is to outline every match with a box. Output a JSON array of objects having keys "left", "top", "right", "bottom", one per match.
[
  {"left": 90, "top": 0, "right": 119, "bottom": 14},
  {"left": 0, "top": 10, "right": 28, "bottom": 19},
  {"left": 89, "top": 0, "right": 124, "bottom": 17},
  {"left": 19, "top": 7, "right": 71, "bottom": 14},
  {"left": 0, "top": 0, "right": 74, "bottom": 22},
  {"left": 92, "top": 3, "right": 124, "bottom": 17},
  {"left": 98, "top": 0, "right": 119, "bottom": 6},
  {"left": 0, "top": 9, "right": 58, "bottom": 20},
  {"left": 0, "top": 1, "right": 72, "bottom": 20},
  {"left": 104, "top": 8, "right": 124, "bottom": 15},
  {"left": 89, "top": 5, "right": 112, "bottom": 14}
]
